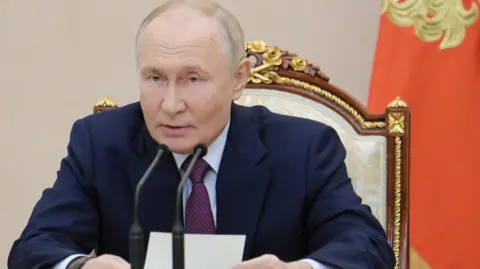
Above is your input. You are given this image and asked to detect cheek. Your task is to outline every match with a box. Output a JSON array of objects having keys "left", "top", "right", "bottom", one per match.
[
  {"left": 187, "top": 94, "right": 230, "bottom": 125},
  {"left": 140, "top": 80, "right": 163, "bottom": 99},
  {"left": 187, "top": 82, "right": 227, "bottom": 108},
  {"left": 140, "top": 80, "right": 157, "bottom": 94},
  {"left": 140, "top": 85, "right": 163, "bottom": 114}
]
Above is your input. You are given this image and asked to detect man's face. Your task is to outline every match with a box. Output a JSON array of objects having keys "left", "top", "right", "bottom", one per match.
[{"left": 137, "top": 7, "right": 249, "bottom": 154}]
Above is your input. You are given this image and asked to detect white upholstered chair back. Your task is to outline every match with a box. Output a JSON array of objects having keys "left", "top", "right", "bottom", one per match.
[{"left": 94, "top": 40, "right": 411, "bottom": 269}]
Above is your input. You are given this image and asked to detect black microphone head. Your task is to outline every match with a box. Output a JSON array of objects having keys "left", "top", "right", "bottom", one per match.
[
  {"left": 156, "top": 144, "right": 170, "bottom": 152},
  {"left": 194, "top": 144, "right": 208, "bottom": 157}
]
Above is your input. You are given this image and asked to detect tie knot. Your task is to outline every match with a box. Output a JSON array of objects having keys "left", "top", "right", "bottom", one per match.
[{"left": 181, "top": 156, "right": 210, "bottom": 183}]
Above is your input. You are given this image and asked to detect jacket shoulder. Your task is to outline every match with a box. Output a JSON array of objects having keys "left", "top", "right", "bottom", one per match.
[
  {"left": 241, "top": 104, "right": 346, "bottom": 160},
  {"left": 240, "top": 104, "right": 333, "bottom": 139},
  {"left": 75, "top": 102, "right": 144, "bottom": 148}
]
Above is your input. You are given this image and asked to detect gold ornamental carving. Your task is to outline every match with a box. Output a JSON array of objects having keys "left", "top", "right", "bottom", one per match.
[
  {"left": 94, "top": 97, "right": 118, "bottom": 113},
  {"left": 246, "top": 40, "right": 267, "bottom": 53},
  {"left": 95, "top": 97, "right": 117, "bottom": 108},
  {"left": 382, "top": 0, "right": 480, "bottom": 49},
  {"left": 389, "top": 112, "right": 406, "bottom": 134},
  {"left": 393, "top": 136, "right": 402, "bottom": 269},
  {"left": 387, "top": 97, "right": 407, "bottom": 134},
  {"left": 388, "top": 97, "right": 408, "bottom": 108},
  {"left": 290, "top": 57, "right": 307, "bottom": 72},
  {"left": 245, "top": 40, "right": 387, "bottom": 130}
]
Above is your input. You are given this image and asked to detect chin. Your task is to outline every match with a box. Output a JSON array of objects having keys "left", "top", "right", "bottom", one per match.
[{"left": 161, "top": 137, "right": 197, "bottom": 155}]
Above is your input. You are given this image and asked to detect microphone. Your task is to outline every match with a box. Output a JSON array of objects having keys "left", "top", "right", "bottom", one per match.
[
  {"left": 130, "top": 144, "right": 169, "bottom": 269},
  {"left": 172, "top": 144, "right": 208, "bottom": 269}
]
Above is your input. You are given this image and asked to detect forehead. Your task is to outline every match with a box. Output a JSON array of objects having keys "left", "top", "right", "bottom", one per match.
[{"left": 137, "top": 7, "right": 225, "bottom": 68}]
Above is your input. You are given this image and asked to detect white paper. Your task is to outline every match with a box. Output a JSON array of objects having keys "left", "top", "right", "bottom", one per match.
[{"left": 144, "top": 232, "right": 246, "bottom": 269}]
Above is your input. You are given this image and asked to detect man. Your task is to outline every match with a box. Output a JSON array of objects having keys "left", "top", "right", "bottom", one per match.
[{"left": 8, "top": 0, "right": 395, "bottom": 268}]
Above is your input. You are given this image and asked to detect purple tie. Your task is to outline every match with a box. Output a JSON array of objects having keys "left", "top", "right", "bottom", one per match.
[{"left": 181, "top": 156, "right": 216, "bottom": 234}]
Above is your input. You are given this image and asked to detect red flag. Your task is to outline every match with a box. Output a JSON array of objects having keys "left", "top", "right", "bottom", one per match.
[{"left": 368, "top": 1, "right": 480, "bottom": 268}]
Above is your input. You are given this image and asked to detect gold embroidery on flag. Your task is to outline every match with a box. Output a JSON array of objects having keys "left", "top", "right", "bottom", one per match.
[{"left": 382, "top": 0, "right": 479, "bottom": 49}]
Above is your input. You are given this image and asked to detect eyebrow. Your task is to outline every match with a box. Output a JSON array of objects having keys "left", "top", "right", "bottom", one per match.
[
  {"left": 140, "top": 66, "right": 163, "bottom": 77},
  {"left": 180, "top": 64, "right": 208, "bottom": 74},
  {"left": 140, "top": 65, "right": 208, "bottom": 76}
]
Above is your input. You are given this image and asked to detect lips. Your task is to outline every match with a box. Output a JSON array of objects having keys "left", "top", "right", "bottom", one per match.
[
  {"left": 165, "top": 125, "right": 187, "bottom": 129},
  {"left": 159, "top": 124, "right": 192, "bottom": 136}
]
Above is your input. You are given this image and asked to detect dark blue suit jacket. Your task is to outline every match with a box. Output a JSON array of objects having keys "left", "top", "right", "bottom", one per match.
[{"left": 8, "top": 102, "right": 394, "bottom": 269}]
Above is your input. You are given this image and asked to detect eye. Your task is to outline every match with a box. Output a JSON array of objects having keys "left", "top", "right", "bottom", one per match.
[
  {"left": 188, "top": 76, "right": 199, "bottom": 83},
  {"left": 151, "top": 76, "right": 161, "bottom": 82}
]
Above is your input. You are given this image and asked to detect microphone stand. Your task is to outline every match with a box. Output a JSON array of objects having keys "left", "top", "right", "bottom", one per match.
[
  {"left": 130, "top": 145, "right": 169, "bottom": 269},
  {"left": 172, "top": 144, "right": 207, "bottom": 269}
]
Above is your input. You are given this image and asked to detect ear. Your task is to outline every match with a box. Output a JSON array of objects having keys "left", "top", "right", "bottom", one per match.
[{"left": 232, "top": 58, "right": 252, "bottom": 100}]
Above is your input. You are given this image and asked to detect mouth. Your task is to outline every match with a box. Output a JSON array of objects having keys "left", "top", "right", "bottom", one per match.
[
  {"left": 159, "top": 124, "right": 192, "bottom": 136},
  {"left": 164, "top": 124, "right": 188, "bottom": 129}
]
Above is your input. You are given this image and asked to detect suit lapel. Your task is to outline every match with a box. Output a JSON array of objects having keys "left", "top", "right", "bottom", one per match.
[
  {"left": 216, "top": 104, "right": 270, "bottom": 260},
  {"left": 128, "top": 125, "right": 181, "bottom": 243}
]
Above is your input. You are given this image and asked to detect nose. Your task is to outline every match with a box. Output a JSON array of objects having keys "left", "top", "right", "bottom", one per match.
[{"left": 161, "top": 86, "right": 186, "bottom": 115}]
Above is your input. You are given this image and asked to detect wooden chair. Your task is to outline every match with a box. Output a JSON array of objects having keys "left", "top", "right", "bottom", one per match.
[{"left": 94, "top": 40, "right": 411, "bottom": 269}]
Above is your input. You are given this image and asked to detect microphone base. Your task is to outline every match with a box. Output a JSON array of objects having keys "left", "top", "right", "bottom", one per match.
[
  {"left": 130, "top": 224, "right": 145, "bottom": 269},
  {"left": 172, "top": 228, "right": 185, "bottom": 269}
]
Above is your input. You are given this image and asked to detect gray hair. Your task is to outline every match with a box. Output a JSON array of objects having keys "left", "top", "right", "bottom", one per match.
[{"left": 135, "top": 0, "right": 246, "bottom": 72}]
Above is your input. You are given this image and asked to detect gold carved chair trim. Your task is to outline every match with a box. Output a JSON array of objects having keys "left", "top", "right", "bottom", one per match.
[
  {"left": 246, "top": 40, "right": 389, "bottom": 130},
  {"left": 93, "top": 40, "right": 411, "bottom": 269},
  {"left": 93, "top": 97, "right": 118, "bottom": 113}
]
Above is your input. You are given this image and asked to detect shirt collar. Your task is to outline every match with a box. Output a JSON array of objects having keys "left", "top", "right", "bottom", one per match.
[{"left": 172, "top": 120, "right": 230, "bottom": 173}]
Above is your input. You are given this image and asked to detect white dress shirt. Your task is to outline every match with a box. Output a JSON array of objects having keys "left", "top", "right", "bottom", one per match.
[{"left": 54, "top": 121, "right": 329, "bottom": 269}]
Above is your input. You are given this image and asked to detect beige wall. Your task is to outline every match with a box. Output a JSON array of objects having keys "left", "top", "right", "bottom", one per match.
[{"left": 0, "top": 0, "right": 381, "bottom": 266}]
